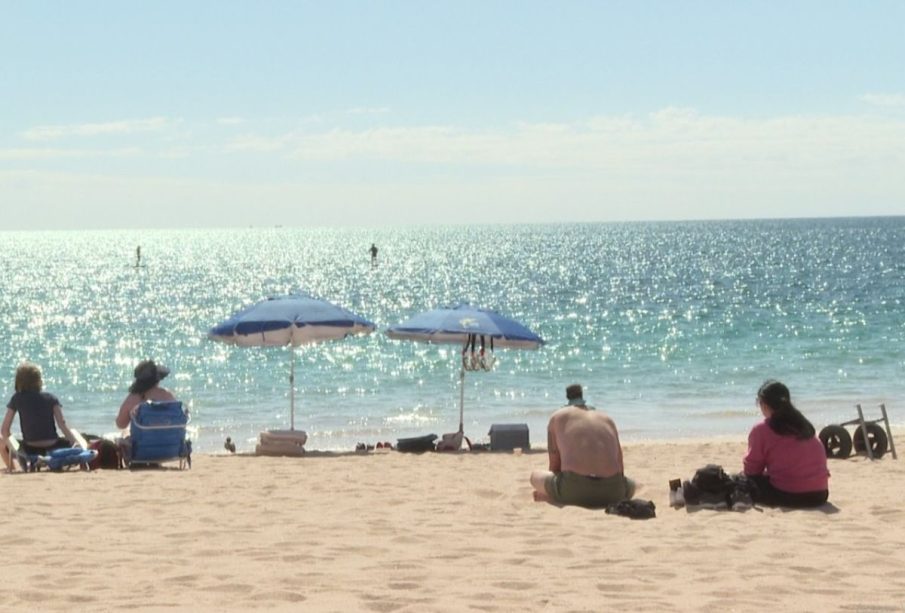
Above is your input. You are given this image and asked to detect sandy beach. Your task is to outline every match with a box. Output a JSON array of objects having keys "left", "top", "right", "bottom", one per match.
[{"left": 3, "top": 435, "right": 905, "bottom": 612}]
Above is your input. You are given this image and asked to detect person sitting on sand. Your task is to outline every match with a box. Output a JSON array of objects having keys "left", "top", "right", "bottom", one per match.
[
  {"left": 530, "top": 384, "right": 635, "bottom": 508},
  {"left": 1, "top": 362, "right": 81, "bottom": 470},
  {"left": 743, "top": 380, "right": 829, "bottom": 508},
  {"left": 115, "top": 360, "right": 176, "bottom": 430}
]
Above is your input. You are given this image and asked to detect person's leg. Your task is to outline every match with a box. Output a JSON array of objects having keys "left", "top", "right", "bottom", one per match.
[
  {"left": 747, "top": 474, "right": 780, "bottom": 506},
  {"left": 770, "top": 488, "right": 829, "bottom": 508},
  {"left": 530, "top": 470, "right": 554, "bottom": 502},
  {"left": 749, "top": 475, "right": 828, "bottom": 508}
]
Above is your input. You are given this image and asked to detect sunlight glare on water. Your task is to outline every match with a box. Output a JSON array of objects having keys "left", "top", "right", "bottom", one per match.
[{"left": 1, "top": 218, "right": 903, "bottom": 452}]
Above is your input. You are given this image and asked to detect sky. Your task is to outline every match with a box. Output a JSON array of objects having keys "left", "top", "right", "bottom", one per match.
[{"left": 2, "top": 1, "right": 905, "bottom": 230}]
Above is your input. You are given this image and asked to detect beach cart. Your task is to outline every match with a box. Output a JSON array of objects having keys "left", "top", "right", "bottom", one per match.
[{"left": 818, "top": 404, "right": 897, "bottom": 460}]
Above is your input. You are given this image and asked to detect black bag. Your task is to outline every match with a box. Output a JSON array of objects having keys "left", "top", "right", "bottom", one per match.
[
  {"left": 685, "top": 465, "right": 758, "bottom": 510},
  {"left": 395, "top": 434, "right": 437, "bottom": 453},
  {"left": 691, "top": 464, "right": 734, "bottom": 494},
  {"left": 88, "top": 438, "right": 123, "bottom": 470},
  {"left": 605, "top": 498, "right": 656, "bottom": 520}
]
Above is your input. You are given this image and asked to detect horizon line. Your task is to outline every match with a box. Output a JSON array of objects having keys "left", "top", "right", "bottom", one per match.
[{"left": 2, "top": 213, "right": 903, "bottom": 234}]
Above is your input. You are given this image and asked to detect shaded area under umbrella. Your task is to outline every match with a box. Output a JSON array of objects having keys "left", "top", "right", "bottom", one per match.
[{"left": 386, "top": 303, "right": 544, "bottom": 449}]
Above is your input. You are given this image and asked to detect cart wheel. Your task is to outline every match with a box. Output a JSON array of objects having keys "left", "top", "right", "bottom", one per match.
[
  {"left": 852, "top": 423, "right": 888, "bottom": 458},
  {"left": 818, "top": 425, "right": 852, "bottom": 459}
]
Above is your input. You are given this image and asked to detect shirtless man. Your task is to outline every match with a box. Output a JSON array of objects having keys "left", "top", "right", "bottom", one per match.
[{"left": 530, "top": 384, "right": 635, "bottom": 507}]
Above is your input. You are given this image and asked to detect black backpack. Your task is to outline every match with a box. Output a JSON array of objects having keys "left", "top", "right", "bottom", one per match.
[
  {"left": 691, "top": 464, "right": 734, "bottom": 495},
  {"left": 684, "top": 464, "right": 758, "bottom": 509}
]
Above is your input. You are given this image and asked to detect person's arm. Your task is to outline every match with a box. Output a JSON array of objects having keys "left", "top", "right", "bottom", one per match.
[
  {"left": 743, "top": 426, "right": 766, "bottom": 476},
  {"left": 547, "top": 418, "right": 561, "bottom": 472},
  {"left": 52, "top": 405, "right": 77, "bottom": 444},
  {"left": 0, "top": 407, "right": 14, "bottom": 441},
  {"left": 1, "top": 408, "right": 15, "bottom": 471},
  {"left": 116, "top": 394, "right": 140, "bottom": 429}
]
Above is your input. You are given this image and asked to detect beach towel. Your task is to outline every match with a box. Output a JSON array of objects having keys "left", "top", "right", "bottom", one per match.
[{"left": 43, "top": 447, "right": 98, "bottom": 472}]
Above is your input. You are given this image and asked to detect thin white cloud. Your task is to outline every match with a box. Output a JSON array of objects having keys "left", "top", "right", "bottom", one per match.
[
  {"left": 859, "top": 93, "right": 905, "bottom": 108},
  {"left": 0, "top": 147, "right": 142, "bottom": 160},
  {"left": 217, "top": 110, "right": 904, "bottom": 173},
  {"left": 5, "top": 108, "right": 904, "bottom": 229},
  {"left": 21, "top": 117, "right": 171, "bottom": 141}
]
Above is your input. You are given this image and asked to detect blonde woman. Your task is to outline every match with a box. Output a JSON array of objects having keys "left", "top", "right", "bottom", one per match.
[{"left": 1, "top": 362, "right": 79, "bottom": 470}]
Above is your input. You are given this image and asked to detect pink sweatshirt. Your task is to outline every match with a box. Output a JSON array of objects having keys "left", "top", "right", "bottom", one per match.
[{"left": 743, "top": 420, "right": 829, "bottom": 493}]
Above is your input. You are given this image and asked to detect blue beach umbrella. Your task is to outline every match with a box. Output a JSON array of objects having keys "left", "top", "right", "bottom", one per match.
[
  {"left": 209, "top": 293, "right": 376, "bottom": 431},
  {"left": 386, "top": 304, "right": 544, "bottom": 444}
]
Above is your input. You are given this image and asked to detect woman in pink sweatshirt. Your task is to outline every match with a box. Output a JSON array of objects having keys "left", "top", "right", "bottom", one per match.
[{"left": 743, "top": 380, "right": 829, "bottom": 508}]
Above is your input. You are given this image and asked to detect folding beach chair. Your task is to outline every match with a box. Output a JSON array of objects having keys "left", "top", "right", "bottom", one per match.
[
  {"left": 6, "top": 430, "right": 96, "bottom": 472},
  {"left": 126, "top": 401, "right": 192, "bottom": 469}
]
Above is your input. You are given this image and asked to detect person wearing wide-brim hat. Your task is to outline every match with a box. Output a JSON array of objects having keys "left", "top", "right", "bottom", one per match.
[{"left": 115, "top": 360, "right": 176, "bottom": 429}]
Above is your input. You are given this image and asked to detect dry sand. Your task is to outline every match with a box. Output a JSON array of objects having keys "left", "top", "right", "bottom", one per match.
[{"left": 3, "top": 436, "right": 904, "bottom": 612}]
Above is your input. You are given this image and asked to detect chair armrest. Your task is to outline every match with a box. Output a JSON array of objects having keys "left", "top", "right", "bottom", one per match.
[
  {"left": 5, "top": 436, "right": 22, "bottom": 472},
  {"left": 70, "top": 429, "right": 89, "bottom": 450}
]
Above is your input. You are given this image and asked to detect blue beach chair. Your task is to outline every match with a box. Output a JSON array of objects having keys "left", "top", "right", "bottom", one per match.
[
  {"left": 127, "top": 401, "right": 192, "bottom": 469},
  {"left": 6, "top": 431, "right": 97, "bottom": 472}
]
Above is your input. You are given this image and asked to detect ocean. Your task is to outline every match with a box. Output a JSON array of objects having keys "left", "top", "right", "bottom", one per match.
[{"left": 1, "top": 217, "right": 903, "bottom": 453}]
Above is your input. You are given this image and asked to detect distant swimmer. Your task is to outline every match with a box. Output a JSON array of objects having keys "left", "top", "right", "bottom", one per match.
[
  {"left": 369, "top": 243, "right": 378, "bottom": 267},
  {"left": 135, "top": 245, "right": 141, "bottom": 268}
]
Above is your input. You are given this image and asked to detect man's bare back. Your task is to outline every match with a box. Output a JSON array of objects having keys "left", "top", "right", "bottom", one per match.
[
  {"left": 547, "top": 405, "right": 624, "bottom": 478},
  {"left": 530, "top": 384, "right": 634, "bottom": 506}
]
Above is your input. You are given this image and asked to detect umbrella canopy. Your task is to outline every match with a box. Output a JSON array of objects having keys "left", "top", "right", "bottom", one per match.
[
  {"left": 385, "top": 304, "right": 544, "bottom": 349},
  {"left": 386, "top": 304, "right": 543, "bottom": 447},
  {"left": 209, "top": 293, "right": 375, "bottom": 430},
  {"left": 210, "top": 293, "right": 375, "bottom": 347}
]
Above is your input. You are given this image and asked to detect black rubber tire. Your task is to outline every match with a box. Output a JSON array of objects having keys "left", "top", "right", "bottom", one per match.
[
  {"left": 818, "top": 425, "right": 852, "bottom": 459},
  {"left": 852, "top": 422, "right": 888, "bottom": 458}
]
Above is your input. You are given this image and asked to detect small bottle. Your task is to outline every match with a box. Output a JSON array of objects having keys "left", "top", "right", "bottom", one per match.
[{"left": 669, "top": 478, "right": 685, "bottom": 508}]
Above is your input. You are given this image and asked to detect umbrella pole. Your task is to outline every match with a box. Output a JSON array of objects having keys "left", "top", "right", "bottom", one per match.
[
  {"left": 290, "top": 347, "right": 295, "bottom": 431},
  {"left": 458, "top": 365, "right": 465, "bottom": 433}
]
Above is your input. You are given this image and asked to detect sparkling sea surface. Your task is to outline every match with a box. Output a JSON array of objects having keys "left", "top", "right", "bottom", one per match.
[{"left": 1, "top": 218, "right": 903, "bottom": 453}]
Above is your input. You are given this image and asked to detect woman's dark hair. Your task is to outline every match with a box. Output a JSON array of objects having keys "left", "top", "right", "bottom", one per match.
[
  {"left": 129, "top": 377, "right": 157, "bottom": 396},
  {"left": 129, "top": 360, "right": 163, "bottom": 396},
  {"left": 757, "top": 379, "right": 815, "bottom": 439}
]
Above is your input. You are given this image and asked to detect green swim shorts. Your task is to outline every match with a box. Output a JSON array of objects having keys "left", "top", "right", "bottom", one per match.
[{"left": 545, "top": 471, "right": 636, "bottom": 508}]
